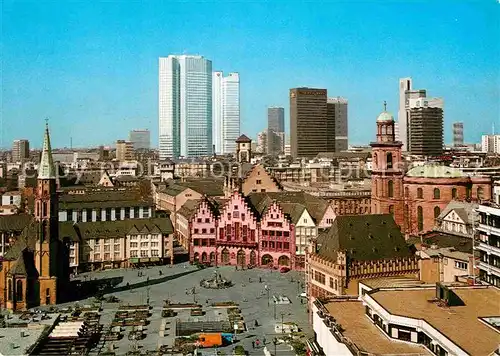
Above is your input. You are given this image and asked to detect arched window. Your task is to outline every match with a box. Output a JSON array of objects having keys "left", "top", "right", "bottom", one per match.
[
  {"left": 417, "top": 206, "right": 424, "bottom": 231},
  {"left": 386, "top": 152, "right": 393, "bottom": 169},
  {"left": 388, "top": 180, "right": 394, "bottom": 198},
  {"left": 16, "top": 280, "right": 23, "bottom": 301},
  {"left": 477, "top": 186, "right": 484, "bottom": 200},
  {"left": 434, "top": 206, "right": 441, "bottom": 220},
  {"left": 466, "top": 186, "right": 472, "bottom": 199},
  {"left": 389, "top": 205, "right": 394, "bottom": 216},
  {"left": 334, "top": 279, "right": 338, "bottom": 291},
  {"left": 405, "top": 187, "right": 409, "bottom": 198},
  {"left": 433, "top": 188, "right": 440, "bottom": 200},
  {"left": 452, "top": 188, "right": 457, "bottom": 199},
  {"left": 382, "top": 126, "right": 387, "bottom": 135},
  {"left": 7, "top": 280, "right": 12, "bottom": 301},
  {"left": 417, "top": 188, "right": 423, "bottom": 199}
]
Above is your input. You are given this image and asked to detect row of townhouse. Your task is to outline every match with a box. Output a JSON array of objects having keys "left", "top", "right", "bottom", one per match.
[
  {"left": 60, "top": 217, "right": 174, "bottom": 272},
  {"left": 174, "top": 190, "right": 335, "bottom": 270},
  {"left": 0, "top": 214, "right": 174, "bottom": 273}
]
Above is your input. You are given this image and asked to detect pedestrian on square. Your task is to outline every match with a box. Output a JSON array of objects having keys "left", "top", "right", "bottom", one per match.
[
  {"left": 263, "top": 336, "right": 266, "bottom": 345},
  {"left": 256, "top": 339, "right": 260, "bottom": 348},
  {"left": 251, "top": 341, "right": 255, "bottom": 349},
  {"left": 259, "top": 277, "right": 262, "bottom": 283}
]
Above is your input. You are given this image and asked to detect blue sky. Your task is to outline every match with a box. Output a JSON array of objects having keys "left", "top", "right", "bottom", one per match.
[{"left": 2, "top": 0, "right": 499, "bottom": 149}]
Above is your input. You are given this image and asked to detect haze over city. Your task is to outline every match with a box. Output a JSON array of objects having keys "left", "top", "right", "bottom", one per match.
[{"left": 2, "top": 0, "right": 499, "bottom": 148}]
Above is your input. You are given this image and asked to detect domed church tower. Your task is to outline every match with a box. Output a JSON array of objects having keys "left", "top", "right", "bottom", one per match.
[{"left": 370, "top": 102, "right": 405, "bottom": 229}]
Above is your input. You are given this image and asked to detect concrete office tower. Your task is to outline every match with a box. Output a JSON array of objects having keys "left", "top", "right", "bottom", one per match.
[
  {"left": 453, "top": 122, "right": 464, "bottom": 147},
  {"left": 290, "top": 88, "right": 332, "bottom": 158},
  {"left": 327, "top": 97, "right": 348, "bottom": 152},
  {"left": 394, "top": 122, "right": 400, "bottom": 142},
  {"left": 267, "top": 107, "right": 285, "bottom": 156},
  {"left": 12, "top": 139, "right": 30, "bottom": 162},
  {"left": 213, "top": 72, "right": 240, "bottom": 155},
  {"left": 116, "top": 140, "right": 134, "bottom": 161},
  {"left": 129, "top": 129, "right": 151, "bottom": 150},
  {"left": 408, "top": 98, "right": 444, "bottom": 156},
  {"left": 398, "top": 78, "right": 427, "bottom": 151},
  {"left": 159, "top": 55, "right": 212, "bottom": 159}
]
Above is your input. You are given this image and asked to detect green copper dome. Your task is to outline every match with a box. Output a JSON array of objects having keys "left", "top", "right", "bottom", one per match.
[{"left": 377, "top": 111, "right": 394, "bottom": 122}]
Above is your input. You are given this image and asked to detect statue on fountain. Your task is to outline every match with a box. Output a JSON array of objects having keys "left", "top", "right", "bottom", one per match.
[{"left": 200, "top": 270, "right": 233, "bottom": 289}]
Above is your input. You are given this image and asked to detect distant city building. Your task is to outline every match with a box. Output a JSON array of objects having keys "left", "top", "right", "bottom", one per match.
[
  {"left": 453, "top": 122, "right": 464, "bottom": 147},
  {"left": 256, "top": 130, "right": 268, "bottom": 154},
  {"left": 115, "top": 140, "right": 134, "bottom": 161},
  {"left": 327, "top": 97, "right": 348, "bottom": 152},
  {"left": 129, "top": 129, "right": 150, "bottom": 150},
  {"left": 159, "top": 55, "right": 212, "bottom": 159},
  {"left": 212, "top": 72, "right": 240, "bottom": 155},
  {"left": 398, "top": 77, "right": 427, "bottom": 151},
  {"left": 12, "top": 139, "right": 29, "bottom": 162},
  {"left": 290, "top": 88, "right": 336, "bottom": 158},
  {"left": 408, "top": 97, "right": 444, "bottom": 156},
  {"left": 267, "top": 107, "right": 285, "bottom": 156},
  {"left": 235, "top": 134, "right": 252, "bottom": 163},
  {"left": 481, "top": 135, "right": 500, "bottom": 154}
]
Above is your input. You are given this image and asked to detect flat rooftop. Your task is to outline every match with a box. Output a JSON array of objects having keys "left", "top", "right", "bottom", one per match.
[
  {"left": 325, "top": 301, "right": 431, "bottom": 355},
  {"left": 360, "top": 276, "right": 428, "bottom": 289},
  {"left": 0, "top": 324, "right": 49, "bottom": 356},
  {"left": 370, "top": 286, "right": 500, "bottom": 356}
]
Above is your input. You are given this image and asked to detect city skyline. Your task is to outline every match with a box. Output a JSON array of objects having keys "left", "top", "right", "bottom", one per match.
[{"left": 2, "top": 1, "right": 499, "bottom": 149}]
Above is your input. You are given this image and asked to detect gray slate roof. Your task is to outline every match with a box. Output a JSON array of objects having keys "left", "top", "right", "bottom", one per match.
[
  {"left": 248, "top": 191, "right": 329, "bottom": 224},
  {"left": 317, "top": 214, "right": 414, "bottom": 262}
]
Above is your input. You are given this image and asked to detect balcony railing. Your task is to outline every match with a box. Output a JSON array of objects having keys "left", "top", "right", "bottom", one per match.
[
  {"left": 476, "top": 241, "right": 500, "bottom": 258},
  {"left": 216, "top": 240, "right": 258, "bottom": 247},
  {"left": 478, "top": 261, "right": 500, "bottom": 276}
]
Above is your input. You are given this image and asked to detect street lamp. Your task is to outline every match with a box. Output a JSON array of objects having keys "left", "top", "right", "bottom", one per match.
[
  {"left": 273, "top": 337, "right": 278, "bottom": 356},
  {"left": 296, "top": 280, "right": 300, "bottom": 294},
  {"left": 266, "top": 285, "right": 270, "bottom": 307},
  {"left": 273, "top": 300, "right": 277, "bottom": 320},
  {"left": 280, "top": 312, "right": 285, "bottom": 334}
]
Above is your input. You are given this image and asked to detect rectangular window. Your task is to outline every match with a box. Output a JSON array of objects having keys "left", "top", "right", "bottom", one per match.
[
  {"left": 95, "top": 210, "right": 102, "bottom": 222},
  {"left": 86, "top": 209, "right": 93, "bottom": 221},
  {"left": 142, "top": 208, "right": 150, "bottom": 218},
  {"left": 233, "top": 211, "right": 239, "bottom": 218},
  {"left": 256, "top": 180, "right": 262, "bottom": 184},
  {"left": 124, "top": 208, "right": 130, "bottom": 219},
  {"left": 202, "top": 228, "right": 207, "bottom": 234},
  {"left": 67, "top": 209, "right": 73, "bottom": 221},
  {"left": 455, "top": 261, "right": 468, "bottom": 270},
  {"left": 134, "top": 207, "right": 140, "bottom": 218},
  {"left": 130, "top": 250, "right": 138, "bottom": 257},
  {"left": 106, "top": 208, "right": 112, "bottom": 221}
]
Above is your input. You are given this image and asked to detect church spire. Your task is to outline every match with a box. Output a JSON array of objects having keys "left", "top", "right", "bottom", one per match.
[{"left": 38, "top": 120, "right": 56, "bottom": 179}]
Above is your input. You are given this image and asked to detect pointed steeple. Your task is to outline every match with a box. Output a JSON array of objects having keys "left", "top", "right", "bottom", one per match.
[{"left": 38, "top": 121, "right": 56, "bottom": 179}]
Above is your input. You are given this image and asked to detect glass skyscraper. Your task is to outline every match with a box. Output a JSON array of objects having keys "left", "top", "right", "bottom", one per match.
[
  {"left": 159, "top": 55, "right": 212, "bottom": 159},
  {"left": 212, "top": 72, "right": 240, "bottom": 155}
]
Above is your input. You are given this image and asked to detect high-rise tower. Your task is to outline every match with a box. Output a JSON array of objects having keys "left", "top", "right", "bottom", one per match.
[
  {"left": 267, "top": 107, "right": 285, "bottom": 156},
  {"left": 370, "top": 103, "right": 405, "bottom": 229},
  {"left": 159, "top": 55, "right": 212, "bottom": 159},
  {"left": 213, "top": 72, "right": 240, "bottom": 155}
]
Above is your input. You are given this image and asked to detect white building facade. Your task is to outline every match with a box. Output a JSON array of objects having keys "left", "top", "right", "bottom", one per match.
[
  {"left": 212, "top": 72, "right": 240, "bottom": 155},
  {"left": 159, "top": 55, "right": 212, "bottom": 159},
  {"left": 481, "top": 134, "right": 500, "bottom": 154}
]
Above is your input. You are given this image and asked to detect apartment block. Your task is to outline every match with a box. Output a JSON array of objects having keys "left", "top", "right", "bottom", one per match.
[{"left": 476, "top": 203, "right": 500, "bottom": 287}]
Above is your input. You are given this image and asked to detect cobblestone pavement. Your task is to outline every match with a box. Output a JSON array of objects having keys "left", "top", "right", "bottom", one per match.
[{"left": 63, "top": 263, "right": 310, "bottom": 355}]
